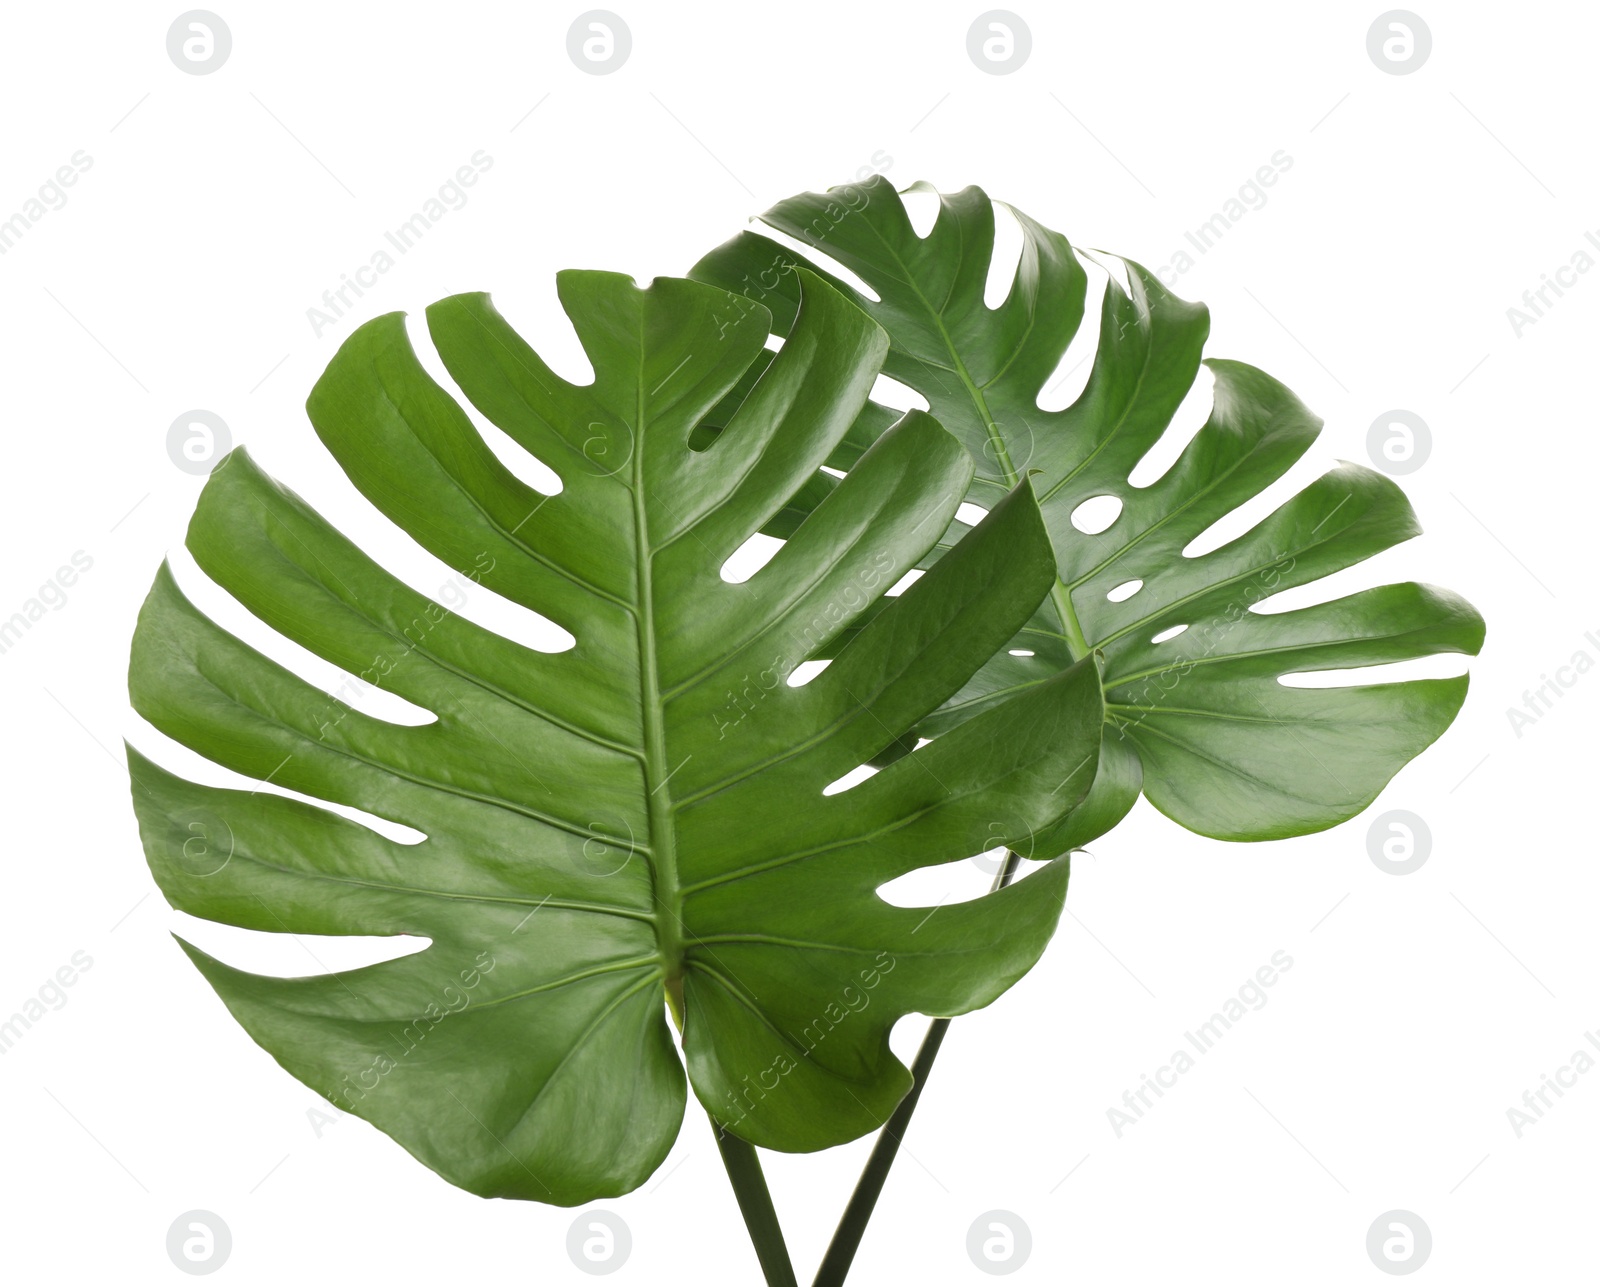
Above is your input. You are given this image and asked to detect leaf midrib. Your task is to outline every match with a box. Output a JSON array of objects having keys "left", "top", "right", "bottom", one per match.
[
  {"left": 633, "top": 346, "right": 686, "bottom": 986},
  {"left": 853, "top": 215, "right": 1091, "bottom": 661}
]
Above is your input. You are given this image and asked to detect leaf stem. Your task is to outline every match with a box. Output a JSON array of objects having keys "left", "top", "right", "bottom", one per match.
[
  {"left": 712, "top": 1120, "right": 799, "bottom": 1287},
  {"left": 811, "top": 851, "right": 1022, "bottom": 1287},
  {"left": 811, "top": 1018, "right": 949, "bottom": 1287}
]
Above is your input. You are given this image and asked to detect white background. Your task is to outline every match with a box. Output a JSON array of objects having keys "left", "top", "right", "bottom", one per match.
[{"left": 1, "top": 1, "right": 1594, "bottom": 1281}]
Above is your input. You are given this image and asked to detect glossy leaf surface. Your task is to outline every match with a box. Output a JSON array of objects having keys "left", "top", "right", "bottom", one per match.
[
  {"left": 127, "top": 268, "right": 1104, "bottom": 1204},
  {"left": 692, "top": 180, "right": 1484, "bottom": 844}
]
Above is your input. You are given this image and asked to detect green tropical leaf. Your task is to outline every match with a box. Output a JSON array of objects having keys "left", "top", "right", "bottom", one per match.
[
  {"left": 126, "top": 267, "right": 1105, "bottom": 1205},
  {"left": 691, "top": 178, "right": 1484, "bottom": 844}
]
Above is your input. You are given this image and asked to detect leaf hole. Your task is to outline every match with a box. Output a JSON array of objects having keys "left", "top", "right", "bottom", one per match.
[
  {"left": 166, "top": 551, "right": 438, "bottom": 728},
  {"left": 1107, "top": 579, "right": 1143, "bottom": 603},
  {"left": 286, "top": 469, "right": 577, "bottom": 654},
  {"left": 172, "top": 912, "right": 433, "bottom": 978},
  {"left": 870, "top": 372, "right": 930, "bottom": 412},
  {"left": 1128, "top": 365, "right": 1215, "bottom": 488},
  {"left": 1279, "top": 656, "right": 1470, "bottom": 689},
  {"left": 876, "top": 853, "right": 1051, "bottom": 908},
  {"left": 823, "top": 763, "right": 877, "bottom": 796},
  {"left": 1247, "top": 556, "right": 1407, "bottom": 616},
  {"left": 983, "top": 201, "right": 1025, "bottom": 310},
  {"left": 129, "top": 724, "right": 429, "bottom": 847},
  {"left": 720, "top": 532, "right": 784, "bottom": 584},
  {"left": 406, "top": 316, "right": 570, "bottom": 497},
  {"left": 458, "top": 283, "right": 596, "bottom": 387},
  {"left": 885, "top": 569, "right": 923, "bottom": 597},
  {"left": 754, "top": 226, "right": 882, "bottom": 304},
  {"left": 1070, "top": 494, "right": 1123, "bottom": 535},
  {"left": 1036, "top": 253, "right": 1108, "bottom": 413},
  {"left": 1084, "top": 248, "right": 1132, "bottom": 296},
  {"left": 1151, "top": 623, "right": 1190, "bottom": 644},
  {"left": 1180, "top": 454, "right": 1330, "bottom": 559},
  {"left": 788, "top": 659, "right": 831, "bottom": 688},
  {"left": 902, "top": 186, "right": 940, "bottom": 238}
]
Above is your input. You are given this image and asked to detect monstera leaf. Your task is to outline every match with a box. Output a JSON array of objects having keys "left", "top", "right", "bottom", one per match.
[
  {"left": 691, "top": 178, "right": 1484, "bottom": 844},
  {"left": 126, "top": 267, "right": 1106, "bottom": 1206}
]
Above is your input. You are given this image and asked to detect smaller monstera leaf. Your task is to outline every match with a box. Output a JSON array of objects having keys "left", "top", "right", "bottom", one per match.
[
  {"left": 127, "top": 267, "right": 1105, "bottom": 1206},
  {"left": 691, "top": 178, "right": 1485, "bottom": 845}
]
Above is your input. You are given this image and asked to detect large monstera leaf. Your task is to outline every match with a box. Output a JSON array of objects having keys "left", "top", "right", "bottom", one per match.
[
  {"left": 691, "top": 178, "right": 1484, "bottom": 844},
  {"left": 126, "top": 267, "right": 1106, "bottom": 1206}
]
